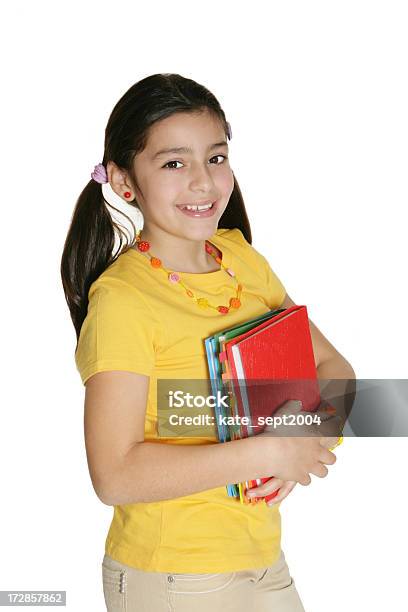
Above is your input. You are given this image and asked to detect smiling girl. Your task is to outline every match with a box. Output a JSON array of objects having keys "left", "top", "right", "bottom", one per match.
[{"left": 61, "top": 73, "right": 345, "bottom": 611}]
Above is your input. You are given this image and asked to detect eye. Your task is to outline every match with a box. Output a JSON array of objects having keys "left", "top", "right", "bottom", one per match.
[
  {"left": 163, "top": 160, "right": 183, "bottom": 170},
  {"left": 210, "top": 154, "right": 228, "bottom": 165},
  {"left": 162, "top": 155, "right": 228, "bottom": 170}
]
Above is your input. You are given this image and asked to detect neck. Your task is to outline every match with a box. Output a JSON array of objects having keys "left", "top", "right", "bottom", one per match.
[{"left": 136, "top": 227, "right": 219, "bottom": 274}]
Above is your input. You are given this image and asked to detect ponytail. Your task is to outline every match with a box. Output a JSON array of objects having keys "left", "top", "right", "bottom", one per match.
[{"left": 60, "top": 178, "right": 134, "bottom": 341}]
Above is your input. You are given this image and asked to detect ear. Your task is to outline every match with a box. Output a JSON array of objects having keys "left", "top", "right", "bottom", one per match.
[{"left": 106, "top": 161, "right": 134, "bottom": 201}]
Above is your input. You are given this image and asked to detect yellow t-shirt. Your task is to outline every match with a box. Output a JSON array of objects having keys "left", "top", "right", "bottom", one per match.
[{"left": 75, "top": 227, "right": 287, "bottom": 573}]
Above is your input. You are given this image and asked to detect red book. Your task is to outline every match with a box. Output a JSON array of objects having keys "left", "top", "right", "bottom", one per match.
[{"left": 221, "top": 305, "right": 321, "bottom": 502}]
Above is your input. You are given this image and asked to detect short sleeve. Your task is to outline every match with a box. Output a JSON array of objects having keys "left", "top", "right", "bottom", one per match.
[
  {"left": 259, "top": 253, "right": 287, "bottom": 309},
  {"left": 75, "top": 279, "right": 158, "bottom": 385}
]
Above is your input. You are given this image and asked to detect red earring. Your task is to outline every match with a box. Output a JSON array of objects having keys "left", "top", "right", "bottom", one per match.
[{"left": 124, "top": 191, "right": 131, "bottom": 198}]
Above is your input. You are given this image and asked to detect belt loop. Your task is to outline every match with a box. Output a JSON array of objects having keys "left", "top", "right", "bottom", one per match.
[{"left": 119, "top": 570, "right": 126, "bottom": 593}]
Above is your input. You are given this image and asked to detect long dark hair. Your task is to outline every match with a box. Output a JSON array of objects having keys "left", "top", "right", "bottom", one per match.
[{"left": 61, "top": 73, "right": 252, "bottom": 342}]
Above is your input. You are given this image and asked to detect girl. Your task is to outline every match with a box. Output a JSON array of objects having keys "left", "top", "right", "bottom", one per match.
[{"left": 61, "top": 73, "right": 346, "bottom": 612}]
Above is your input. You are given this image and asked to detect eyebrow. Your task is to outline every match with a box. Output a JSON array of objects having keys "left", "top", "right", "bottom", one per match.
[{"left": 152, "top": 141, "right": 229, "bottom": 160}]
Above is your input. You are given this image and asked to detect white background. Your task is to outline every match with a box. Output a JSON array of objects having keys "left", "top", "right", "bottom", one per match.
[{"left": 1, "top": 1, "right": 407, "bottom": 610}]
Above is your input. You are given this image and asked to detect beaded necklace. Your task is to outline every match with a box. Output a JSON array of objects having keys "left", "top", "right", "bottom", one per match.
[{"left": 135, "top": 230, "right": 242, "bottom": 314}]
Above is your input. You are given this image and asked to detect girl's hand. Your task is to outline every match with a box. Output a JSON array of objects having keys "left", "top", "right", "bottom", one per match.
[
  {"left": 252, "top": 399, "right": 340, "bottom": 485},
  {"left": 246, "top": 435, "right": 342, "bottom": 505},
  {"left": 246, "top": 478, "right": 297, "bottom": 506}
]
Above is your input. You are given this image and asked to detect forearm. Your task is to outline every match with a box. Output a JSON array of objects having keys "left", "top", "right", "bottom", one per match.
[
  {"left": 103, "top": 436, "right": 274, "bottom": 505},
  {"left": 317, "top": 356, "right": 356, "bottom": 427}
]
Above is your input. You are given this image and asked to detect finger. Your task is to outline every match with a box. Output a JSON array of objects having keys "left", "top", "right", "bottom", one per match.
[
  {"left": 320, "top": 435, "right": 340, "bottom": 449},
  {"left": 299, "top": 474, "right": 312, "bottom": 486},
  {"left": 328, "top": 435, "right": 343, "bottom": 450},
  {"left": 246, "top": 478, "right": 283, "bottom": 498},
  {"left": 264, "top": 413, "right": 342, "bottom": 438},
  {"left": 309, "top": 463, "right": 329, "bottom": 478},
  {"left": 266, "top": 481, "right": 297, "bottom": 506},
  {"left": 246, "top": 478, "right": 283, "bottom": 499},
  {"left": 319, "top": 446, "right": 338, "bottom": 465}
]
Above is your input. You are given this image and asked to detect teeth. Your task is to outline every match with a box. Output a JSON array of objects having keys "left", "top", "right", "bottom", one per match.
[{"left": 182, "top": 203, "right": 213, "bottom": 211}]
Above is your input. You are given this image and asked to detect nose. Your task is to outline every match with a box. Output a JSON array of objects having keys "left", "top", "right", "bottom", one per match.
[{"left": 188, "top": 161, "right": 214, "bottom": 192}]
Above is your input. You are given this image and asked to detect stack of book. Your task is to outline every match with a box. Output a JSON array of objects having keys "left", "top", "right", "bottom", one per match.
[{"left": 204, "top": 305, "right": 322, "bottom": 505}]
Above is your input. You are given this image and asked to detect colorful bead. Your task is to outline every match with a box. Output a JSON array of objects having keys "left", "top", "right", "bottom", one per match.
[
  {"left": 168, "top": 272, "right": 180, "bottom": 283},
  {"left": 217, "top": 306, "right": 229, "bottom": 314},
  {"left": 186, "top": 289, "right": 194, "bottom": 298},
  {"left": 215, "top": 256, "right": 222, "bottom": 264},
  {"left": 226, "top": 268, "right": 235, "bottom": 276},
  {"left": 150, "top": 257, "right": 161, "bottom": 268},
  {"left": 137, "top": 240, "right": 150, "bottom": 252},
  {"left": 229, "top": 297, "right": 241, "bottom": 308},
  {"left": 197, "top": 298, "right": 209, "bottom": 308}
]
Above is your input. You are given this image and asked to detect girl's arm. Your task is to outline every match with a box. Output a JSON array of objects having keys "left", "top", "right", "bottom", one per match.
[
  {"left": 114, "top": 434, "right": 271, "bottom": 505},
  {"left": 84, "top": 370, "right": 335, "bottom": 505}
]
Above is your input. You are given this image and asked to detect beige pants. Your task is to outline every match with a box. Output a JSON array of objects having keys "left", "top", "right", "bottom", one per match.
[{"left": 102, "top": 549, "right": 306, "bottom": 611}]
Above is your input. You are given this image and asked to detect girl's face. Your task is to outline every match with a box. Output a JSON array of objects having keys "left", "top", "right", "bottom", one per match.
[{"left": 129, "top": 111, "right": 234, "bottom": 242}]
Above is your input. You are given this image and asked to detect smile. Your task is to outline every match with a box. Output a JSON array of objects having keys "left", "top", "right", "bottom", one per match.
[{"left": 176, "top": 200, "right": 218, "bottom": 218}]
